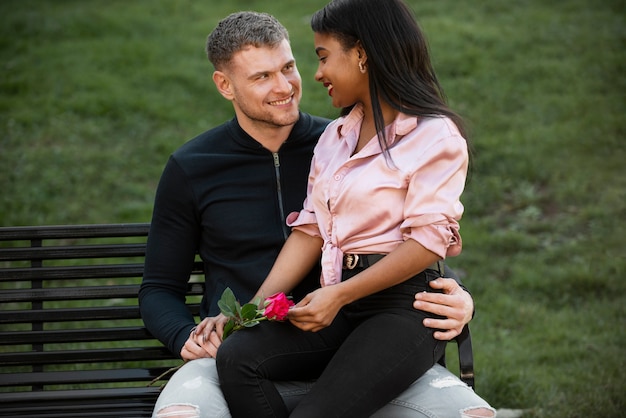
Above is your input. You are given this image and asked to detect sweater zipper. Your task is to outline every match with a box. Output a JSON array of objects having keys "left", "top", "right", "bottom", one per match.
[{"left": 273, "top": 152, "right": 289, "bottom": 240}]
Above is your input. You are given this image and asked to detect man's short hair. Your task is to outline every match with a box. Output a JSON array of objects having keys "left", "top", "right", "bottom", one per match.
[{"left": 206, "top": 11, "right": 290, "bottom": 70}]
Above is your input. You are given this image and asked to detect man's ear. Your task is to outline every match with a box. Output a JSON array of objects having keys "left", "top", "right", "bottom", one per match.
[{"left": 212, "top": 70, "right": 234, "bottom": 100}]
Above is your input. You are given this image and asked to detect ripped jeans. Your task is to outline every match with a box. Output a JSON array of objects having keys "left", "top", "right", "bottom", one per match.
[
  {"left": 155, "top": 271, "right": 496, "bottom": 417},
  {"left": 153, "top": 359, "right": 495, "bottom": 417}
]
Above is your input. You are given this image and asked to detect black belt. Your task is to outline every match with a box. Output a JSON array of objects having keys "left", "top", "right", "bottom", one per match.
[{"left": 342, "top": 253, "right": 444, "bottom": 276}]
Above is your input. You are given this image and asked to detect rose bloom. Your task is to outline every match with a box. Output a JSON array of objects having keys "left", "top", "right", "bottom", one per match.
[{"left": 263, "top": 293, "right": 294, "bottom": 320}]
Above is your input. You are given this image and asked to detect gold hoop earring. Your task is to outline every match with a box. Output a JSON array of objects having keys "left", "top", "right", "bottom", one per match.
[{"left": 358, "top": 61, "right": 367, "bottom": 74}]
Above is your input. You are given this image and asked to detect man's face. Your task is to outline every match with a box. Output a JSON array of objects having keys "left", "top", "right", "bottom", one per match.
[{"left": 220, "top": 39, "right": 302, "bottom": 131}]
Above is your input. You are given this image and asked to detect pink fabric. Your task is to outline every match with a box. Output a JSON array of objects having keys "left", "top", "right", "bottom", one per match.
[{"left": 288, "top": 104, "right": 468, "bottom": 286}]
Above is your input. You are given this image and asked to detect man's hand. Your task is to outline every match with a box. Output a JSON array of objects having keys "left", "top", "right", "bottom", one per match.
[
  {"left": 413, "top": 277, "right": 473, "bottom": 341},
  {"left": 179, "top": 314, "right": 228, "bottom": 360}
]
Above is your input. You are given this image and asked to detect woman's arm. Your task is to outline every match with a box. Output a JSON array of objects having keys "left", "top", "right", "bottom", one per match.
[
  {"left": 255, "top": 229, "right": 324, "bottom": 299},
  {"left": 288, "top": 239, "right": 439, "bottom": 331}
]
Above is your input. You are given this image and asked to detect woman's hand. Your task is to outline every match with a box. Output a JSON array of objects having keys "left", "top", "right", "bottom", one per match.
[
  {"left": 288, "top": 286, "right": 344, "bottom": 332},
  {"left": 179, "top": 314, "right": 228, "bottom": 360},
  {"left": 413, "top": 277, "right": 474, "bottom": 340}
]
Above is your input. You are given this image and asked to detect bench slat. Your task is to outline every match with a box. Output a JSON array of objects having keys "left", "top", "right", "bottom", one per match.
[
  {"left": 0, "top": 305, "right": 142, "bottom": 323},
  {"left": 0, "top": 262, "right": 204, "bottom": 282},
  {"left": 0, "top": 304, "right": 200, "bottom": 324},
  {"left": 0, "top": 285, "right": 143, "bottom": 302},
  {"left": 0, "top": 347, "right": 174, "bottom": 366},
  {"left": 0, "top": 283, "right": 204, "bottom": 304},
  {"left": 0, "top": 411, "right": 151, "bottom": 418},
  {"left": 0, "top": 386, "right": 160, "bottom": 401},
  {"left": 0, "top": 406, "right": 153, "bottom": 418},
  {"left": 0, "top": 367, "right": 174, "bottom": 387},
  {"left": 0, "top": 243, "right": 146, "bottom": 262},
  {"left": 0, "top": 223, "right": 150, "bottom": 241},
  {"left": 1, "top": 326, "right": 153, "bottom": 345},
  {"left": 0, "top": 387, "right": 159, "bottom": 418},
  {"left": 1, "top": 410, "right": 151, "bottom": 418},
  {"left": 0, "top": 264, "right": 144, "bottom": 281}
]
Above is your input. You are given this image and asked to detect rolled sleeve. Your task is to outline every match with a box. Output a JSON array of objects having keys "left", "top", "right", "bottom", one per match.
[
  {"left": 403, "top": 217, "right": 462, "bottom": 259},
  {"left": 401, "top": 132, "right": 467, "bottom": 258},
  {"left": 287, "top": 210, "right": 322, "bottom": 238}
]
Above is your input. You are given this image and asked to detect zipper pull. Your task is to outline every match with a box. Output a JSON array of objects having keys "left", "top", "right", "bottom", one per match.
[{"left": 273, "top": 152, "right": 280, "bottom": 167}]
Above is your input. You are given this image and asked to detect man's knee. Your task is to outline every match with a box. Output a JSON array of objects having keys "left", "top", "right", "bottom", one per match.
[
  {"left": 461, "top": 407, "right": 496, "bottom": 417},
  {"left": 153, "top": 358, "right": 230, "bottom": 417},
  {"left": 154, "top": 404, "right": 200, "bottom": 418}
]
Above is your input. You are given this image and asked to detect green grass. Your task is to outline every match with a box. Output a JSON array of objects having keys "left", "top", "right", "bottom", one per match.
[{"left": 1, "top": 0, "right": 624, "bottom": 416}]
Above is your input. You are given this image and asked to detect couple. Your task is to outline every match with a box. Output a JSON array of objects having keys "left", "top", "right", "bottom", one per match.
[{"left": 139, "top": 1, "right": 495, "bottom": 417}]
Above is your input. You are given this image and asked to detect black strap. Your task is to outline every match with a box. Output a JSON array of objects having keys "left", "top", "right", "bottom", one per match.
[{"left": 456, "top": 324, "right": 475, "bottom": 389}]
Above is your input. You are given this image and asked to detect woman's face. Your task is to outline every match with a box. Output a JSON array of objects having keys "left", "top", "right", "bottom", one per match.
[{"left": 313, "top": 32, "right": 368, "bottom": 109}]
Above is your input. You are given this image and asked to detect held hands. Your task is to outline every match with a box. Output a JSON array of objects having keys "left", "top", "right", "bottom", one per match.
[
  {"left": 179, "top": 313, "right": 228, "bottom": 361},
  {"left": 413, "top": 277, "right": 474, "bottom": 341}
]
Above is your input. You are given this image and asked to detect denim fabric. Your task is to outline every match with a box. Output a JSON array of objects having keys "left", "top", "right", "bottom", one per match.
[{"left": 153, "top": 359, "right": 493, "bottom": 418}]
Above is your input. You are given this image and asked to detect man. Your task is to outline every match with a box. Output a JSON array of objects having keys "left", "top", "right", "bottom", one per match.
[{"left": 139, "top": 11, "right": 494, "bottom": 418}]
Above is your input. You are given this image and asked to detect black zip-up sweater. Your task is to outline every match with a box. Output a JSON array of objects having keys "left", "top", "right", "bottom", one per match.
[{"left": 139, "top": 113, "right": 330, "bottom": 356}]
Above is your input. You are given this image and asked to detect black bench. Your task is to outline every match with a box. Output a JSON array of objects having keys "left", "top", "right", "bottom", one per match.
[{"left": 0, "top": 223, "right": 474, "bottom": 417}]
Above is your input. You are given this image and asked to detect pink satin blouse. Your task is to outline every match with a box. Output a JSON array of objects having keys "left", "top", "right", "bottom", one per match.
[{"left": 287, "top": 104, "right": 468, "bottom": 286}]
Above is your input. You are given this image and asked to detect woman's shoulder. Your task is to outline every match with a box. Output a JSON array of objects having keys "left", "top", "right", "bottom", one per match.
[{"left": 415, "top": 115, "right": 463, "bottom": 138}]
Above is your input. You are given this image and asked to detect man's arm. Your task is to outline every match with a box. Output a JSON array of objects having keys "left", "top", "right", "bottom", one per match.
[{"left": 139, "top": 157, "right": 200, "bottom": 357}]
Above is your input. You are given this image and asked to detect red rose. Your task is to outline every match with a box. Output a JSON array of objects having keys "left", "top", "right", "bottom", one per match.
[
  {"left": 218, "top": 288, "right": 295, "bottom": 340},
  {"left": 263, "top": 292, "right": 294, "bottom": 320}
]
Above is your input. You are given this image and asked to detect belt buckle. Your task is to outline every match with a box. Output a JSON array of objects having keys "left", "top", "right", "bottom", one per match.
[{"left": 344, "top": 254, "right": 359, "bottom": 270}]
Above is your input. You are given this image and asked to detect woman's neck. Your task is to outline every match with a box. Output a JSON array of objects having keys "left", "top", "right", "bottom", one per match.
[{"left": 356, "top": 101, "right": 398, "bottom": 151}]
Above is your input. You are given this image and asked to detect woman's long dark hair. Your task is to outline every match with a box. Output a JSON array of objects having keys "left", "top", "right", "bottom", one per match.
[{"left": 311, "top": 0, "right": 468, "bottom": 160}]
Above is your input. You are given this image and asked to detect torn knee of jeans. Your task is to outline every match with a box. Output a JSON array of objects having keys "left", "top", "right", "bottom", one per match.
[
  {"left": 155, "top": 404, "right": 201, "bottom": 418},
  {"left": 460, "top": 406, "right": 497, "bottom": 417}
]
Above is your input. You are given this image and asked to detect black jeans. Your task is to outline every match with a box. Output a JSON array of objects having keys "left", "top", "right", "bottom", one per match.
[{"left": 216, "top": 269, "right": 446, "bottom": 418}]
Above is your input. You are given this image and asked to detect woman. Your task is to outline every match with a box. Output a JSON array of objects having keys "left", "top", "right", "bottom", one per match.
[{"left": 217, "top": 0, "right": 473, "bottom": 416}]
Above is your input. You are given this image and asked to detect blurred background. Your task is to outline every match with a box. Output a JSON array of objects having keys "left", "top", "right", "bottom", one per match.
[{"left": 1, "top": 0, "right": 624, "bottom": 416}]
